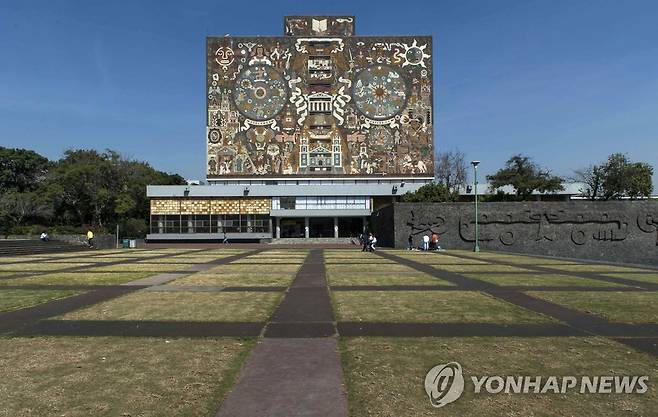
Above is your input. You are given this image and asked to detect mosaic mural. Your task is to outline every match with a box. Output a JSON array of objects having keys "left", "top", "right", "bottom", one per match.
[{"left": 206, "top": 16, "right": 434, "bottom": 177}]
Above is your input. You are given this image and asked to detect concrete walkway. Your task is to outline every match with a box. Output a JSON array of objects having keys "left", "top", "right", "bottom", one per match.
[{"left": 215, "top": 249, "right": 348, "bottom": 417}]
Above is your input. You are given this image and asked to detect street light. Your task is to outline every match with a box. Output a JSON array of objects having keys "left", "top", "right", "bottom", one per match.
[{"left": 471, "top": 160, "right": 481, "bottom": 253}]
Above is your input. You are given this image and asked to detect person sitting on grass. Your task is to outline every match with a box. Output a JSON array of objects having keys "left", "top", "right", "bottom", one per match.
[{"left": 40, "top": 232, "right": 49, "bottom": 242}]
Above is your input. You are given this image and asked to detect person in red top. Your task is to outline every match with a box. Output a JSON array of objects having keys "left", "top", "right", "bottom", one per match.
[{"left": 431, "top": 233, "right": 439, "bottom": 251}]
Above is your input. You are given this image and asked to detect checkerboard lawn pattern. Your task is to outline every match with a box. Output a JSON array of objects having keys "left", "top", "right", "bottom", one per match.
[{"left": 0, "top": 289, "right": 82, "bottom": 312}]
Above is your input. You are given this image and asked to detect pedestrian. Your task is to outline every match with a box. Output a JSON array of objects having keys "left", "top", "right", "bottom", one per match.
[
  {"left": 431, "top": 232, "right": 439, "bottom": 250},
  {"left": 422, "top": 234, "right": 430, "bottom": 251},
  {"left": 370, "top": 234, "right": 377, "bottom": 252},
  {"left": 222, "top": 231, "right": 229, "bottom": 244},
  {"left": 87, "top": 229, "right": 94, "bottom": 248},
  {"left": 40, "top": 231, "right": 49, "bottom": 242},
  {"left": 361, "top": 231, "right": 369, "bottom": 252},
  {"left": 408, "top": 233, "right": 413, "bottom": 250}
]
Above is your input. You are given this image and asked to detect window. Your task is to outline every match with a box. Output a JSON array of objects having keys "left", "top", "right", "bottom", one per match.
[{"left": 280, "top": 196, "right": 296, "bottom": 210}]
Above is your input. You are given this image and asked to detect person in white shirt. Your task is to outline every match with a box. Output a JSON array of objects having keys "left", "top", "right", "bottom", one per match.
[{"left": 422, "top": 234, "right": 430, "bottom": 251}]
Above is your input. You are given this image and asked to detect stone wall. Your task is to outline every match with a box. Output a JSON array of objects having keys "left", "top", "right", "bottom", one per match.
[{"left": 371, "top": 201, "right": 658, "bottom": 265}]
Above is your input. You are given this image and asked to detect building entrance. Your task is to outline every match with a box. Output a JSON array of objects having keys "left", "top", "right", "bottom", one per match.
[
  {"left": 309, "top": 217, "right": 334, "bottom": 238},
  {"left": 280, "top": 218, "right": 305, "bottom": 238}
]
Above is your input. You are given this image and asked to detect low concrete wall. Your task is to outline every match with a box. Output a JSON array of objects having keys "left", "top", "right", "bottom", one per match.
[
  {"left": 371, "top": 201, "right": 658, "bottom": 265},
  {"left": 54, "top": 234, "right": 116, "bottom": 249}
]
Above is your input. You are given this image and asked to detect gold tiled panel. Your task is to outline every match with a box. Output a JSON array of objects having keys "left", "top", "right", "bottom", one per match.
[{"left": 151, "top": 198, "right": 270, "bottom": 215}]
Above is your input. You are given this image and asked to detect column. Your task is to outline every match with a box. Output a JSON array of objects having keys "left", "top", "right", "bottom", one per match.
[
  {"left": 362, "top": 216, "right": 368, "bottom": 233},
  {"left": 304, "top": 217, "right": 310, "bottom": 239},
  {"left": 275, "top": 217, "right": 281, "bottom": 239},
  {"left": 334, "top": 217, "right": 339, "bottom": 238}
]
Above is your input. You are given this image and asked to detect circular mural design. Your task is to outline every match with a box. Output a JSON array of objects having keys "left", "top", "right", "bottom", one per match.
[
  {"left": 233, "top": 65, "right": 288, "bottom": 121},
  {"left": 352, "top": 65, "right": 408, "bottom": 120}
]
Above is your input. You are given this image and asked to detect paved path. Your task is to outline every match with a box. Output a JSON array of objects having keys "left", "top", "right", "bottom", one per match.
[{"left": 215, "top": 249, "right": 348, "bottom": 417}]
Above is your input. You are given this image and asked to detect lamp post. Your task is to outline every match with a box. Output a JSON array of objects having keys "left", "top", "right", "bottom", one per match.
[{"left": 471, "top": 160, "right": 481, "bottom": 253}]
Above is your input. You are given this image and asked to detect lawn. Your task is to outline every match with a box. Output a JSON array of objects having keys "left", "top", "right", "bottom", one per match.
[
  {"left": 332, "top": 291, "right": 555, "bottom": 324},
  {"left": 526, "top": 291, "right": 658, "bottom": 323},
  {"left": 340, "top": 336, "right": 657, "bottom": 417},
  {"left": 0, "top": 289, "right": 82, "bottom": 312},
  {"left": 601, "top": 273, "right": 658, "bottom": 284},
  {"left": 326, "top": 264, "right": 420, "bottom": 274},
  {"left": 431, "top": 264, "right": 536, "bottom": 273},
  {"left": 461, "top": 273, "right": 628, "bottom": 287},
  {"left": 85, "top": 263, "right": 195, "bottom": 272},
  {"left": 169, "top": 272, "right": 295, "bottom": 287},
  {"left": 0, "top": 272, "right": 154, "bottom": 286},
  {"left": 327, "top": 272, "right": 453, "bottom": 286},
  {"left": 0, "top": 262, "right": 93, "bottom": 272},
  {"left": 207, "top": 264, "right": 301, "bottom": 274},
  {"left": 57, "top": 291, "right": 283, "bottom": 322},
  {"left": 0, "top": 337, "right": 253, "bottom": 417}
]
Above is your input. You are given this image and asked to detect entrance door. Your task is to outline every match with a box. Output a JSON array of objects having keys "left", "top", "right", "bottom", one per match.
[
  {"left": 280, "top": 218, "right": 305, "bottom": 238},
  {"left": 309, "top": 217, "right": 334, "bottom": 238}
]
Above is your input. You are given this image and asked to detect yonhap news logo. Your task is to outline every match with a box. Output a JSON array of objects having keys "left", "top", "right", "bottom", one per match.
[{"left": 424, "top": 362, "right": 649, "bottom": 408}]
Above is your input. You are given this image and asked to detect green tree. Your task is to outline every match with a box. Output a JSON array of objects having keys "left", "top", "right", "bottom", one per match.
[
  {"left": 487, "top": 154, "right": 563, "bottom": 200},
  {"left": 0, "top": 147, "right": 50, "bottom": 193},
  {"left": 600, "top": 153, "right": 653, "bottom": 199},
  {"left": 401, "top": 183, "right": 456, "bottom": 202}
]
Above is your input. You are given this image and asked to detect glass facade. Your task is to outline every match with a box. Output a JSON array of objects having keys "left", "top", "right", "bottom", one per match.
[
  {"left": 150, "top": 214, "right": 270, "bottom": 234},
  {"left": 272, "top": 196, "right": 370, "bottom": 210}
]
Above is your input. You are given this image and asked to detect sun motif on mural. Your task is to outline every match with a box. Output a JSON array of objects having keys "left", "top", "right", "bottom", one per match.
[
  {"left": 352, "top": 65, "right": 408, "bottom": 120},
  {"left": 401, "top": 39, "right": 431, "bottom": 68},
  {"left": 233, "top": 65, "right": 288, "bottom": 121}
]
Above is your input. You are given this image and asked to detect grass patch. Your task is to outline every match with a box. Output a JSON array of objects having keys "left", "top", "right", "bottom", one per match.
[
  {"left": 0, "top": 262, "right": 93, "bottom": 272},
  {"left": 326, "top": 264, "right": 419, "bottom": 274},
  {"left": 0, "top": 272, "right": 153, "bottom": 286},
  {"left": 85, "top": 263, "right": 194, "bottom": 272},
  {"left": 327, "top": 272, "right": 453, "bottom": 286},
  {"left": 332, "top": 291, "right": 554, "bottom": 324},
  {"left": 339, "top": 336, "right": 658, "bottom": 417},
  {"left": 601, "top": 273, "right": 658, "bottom": 284},
  {"left": 232, "top": 258, "right": 306, "bottom": 264},
  {"left": 462, "top": 273, "right": 627, "bottom": 287},
  {"left": 526, "top": 291, "right": 658, "bottom": 323},
  {"left": 169, "top": 272, "right": 295, "bottom": 287},
  {"left": 432, "top": 264, "right": 535, "bottom": 273},
  {"left": 541, "top": 264, "right": 654, "bottom": 273},
  {"left": 0, "top": 289, "right": 81, "bottom": 312},
  {"left": 0, "top": 336, "right": 254, "bottom": 417},
  {"left": 207, "top": 264, "right": 301, "bottom": 274},
  {"left": 58, "top": 291, "right": 283, "bottom": 322}
]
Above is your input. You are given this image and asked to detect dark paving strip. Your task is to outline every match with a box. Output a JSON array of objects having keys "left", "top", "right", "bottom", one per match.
[
  {"left": 0, "top": 287, "right": 140, "bottom": 334},
  {"left": 265, "top": 322, "right": 337, "bottom": 338},
  {"left": 264, "top": 249, "right": 335, "bottom": 337},
  {"left": 215, "top": 249, "right": 348, "bottom": 417},
  {"left": 442, "top": 252, "right": 658, "bottom": 290},
  {"left": 337, "top": 322, "right": 587, "bottom": 337},
  {"left": 221, "top": 286, "right": 287, "bottom": 292},
  {"left": 13, "top": 320, "right": 263, "bottom": 337},
  {"left": 611, "top": 338, "right": 658, "bottom": 356},
  {"left": 215, "top": 338, "right": 348, "bottom": 417},
  {"left": 377, "top": 251, "right": 658, "bottom": 356},
  {"left": 328, "top": 285, "right": 649, "bottom": 292}
]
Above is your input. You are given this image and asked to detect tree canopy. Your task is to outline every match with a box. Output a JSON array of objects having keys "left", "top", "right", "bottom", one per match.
[
  {"left": 0, "top": 146, "right": 185, "bottom": 237},
  {"left": 400, "top": 183, "right": 457, "bottom": 203},
  {"left": 487, "top": 154, "right": 564, "bottom": 200}
]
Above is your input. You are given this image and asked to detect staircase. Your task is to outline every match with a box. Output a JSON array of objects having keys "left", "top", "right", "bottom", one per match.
[{"left": 0, "top": 239, "right": 88, "bottom": 257}]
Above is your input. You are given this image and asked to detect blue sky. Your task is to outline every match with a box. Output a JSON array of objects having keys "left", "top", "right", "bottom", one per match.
[{"left": 1, "top": 0, "right": 657, "bottom": 185}]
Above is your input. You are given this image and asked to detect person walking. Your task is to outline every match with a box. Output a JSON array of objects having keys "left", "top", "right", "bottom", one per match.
[
  {"left": 222, "top": 231, "right": 229, "bottom": 244},
  {"left": 370, "top": 234, "right": 377, "bottom": 252},
  {"left": 408, "top": 234, "right": 413, "bottom": 250},
  {"left": 361, "top": 231, "right": 369, "bottom": 252},
  {"left": 86, "top": 229, "right": 94, "bottom": 248},
  {"left": 422, "top": 234, "right": 430, "bottom": 251}
]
